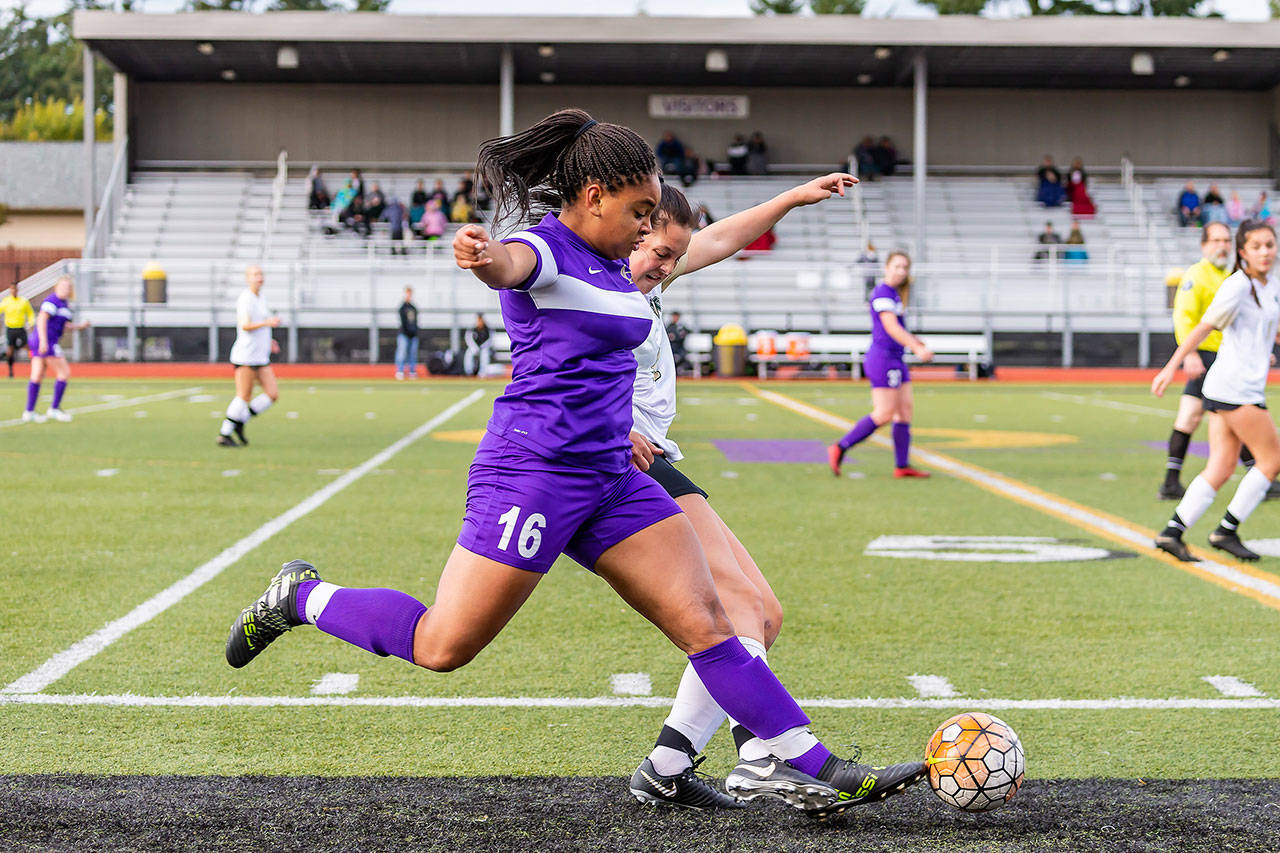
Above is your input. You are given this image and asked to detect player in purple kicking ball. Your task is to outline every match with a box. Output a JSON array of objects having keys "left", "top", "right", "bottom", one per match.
[
  {"left": 829, "top": 251, "right": 934, "bottom": 479},
  {"left": 224, "top": 109, "right": 923, "bottom": 817}
]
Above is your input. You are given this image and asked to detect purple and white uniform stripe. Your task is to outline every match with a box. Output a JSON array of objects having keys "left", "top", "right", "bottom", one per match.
[
  {"left": 29, "top": 294, "right": 72, "bottom": 355},
  {"left": 493, "top": 213, "right": 654, "bottom": 473}
]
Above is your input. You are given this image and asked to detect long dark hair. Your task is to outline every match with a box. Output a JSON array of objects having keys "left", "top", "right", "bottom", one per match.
[
  {"left": 1233, "top": 219, "right": 1276, "bottom": 306},
  {"left": 653, "top": 182, "right": 696, "bottom": 232},
  {"left": 476, "top": 108, "right": 656, "bottom": 229}
]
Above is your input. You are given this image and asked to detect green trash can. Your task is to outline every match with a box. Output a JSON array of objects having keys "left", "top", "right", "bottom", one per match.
[{"left": 713, "top": 323, "right": 748, "bottom": 377}]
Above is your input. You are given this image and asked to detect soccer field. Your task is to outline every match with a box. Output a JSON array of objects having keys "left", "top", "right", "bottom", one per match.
[{"left": 5, "top": 376, "right": 1280, "bottom": 849}]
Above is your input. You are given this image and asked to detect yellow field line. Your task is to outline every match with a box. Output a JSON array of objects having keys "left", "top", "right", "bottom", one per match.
[{"left": 744, "top": 384, "right": 1280, "bottom": 614}]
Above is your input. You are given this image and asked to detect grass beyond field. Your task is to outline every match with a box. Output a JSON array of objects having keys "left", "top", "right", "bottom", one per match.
[{"left": 3, "top": 376, "right": 1280, "bottom": 848}]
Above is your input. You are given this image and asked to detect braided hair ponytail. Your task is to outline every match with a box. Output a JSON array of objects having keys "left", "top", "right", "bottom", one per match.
[{"left": 476, "top": 109, "right": 657, "bottom": 229}]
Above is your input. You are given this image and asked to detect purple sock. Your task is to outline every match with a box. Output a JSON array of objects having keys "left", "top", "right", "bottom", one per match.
[
  {"left": 309, "top": 586, "right": 427, "bottom": 664},
  {"left": 892, "top": 422, "right": 911, "bottom": 468},
  {"left": 51, "top": 380, "right": 67, "bottom": 410},
  {"left": 294, "top": 579, "right": 320, "bottom": 624},
  {"left": 838, "top": 415, "right": 879, "bottom": 451},
  {"left": 688, "top": 637, "right": 810, "bottom": 740},
  {"left": 25, "top": 382, "right": 40, "bottom": 412},
  {"left": 789, "top": 742, "right": 835, "bottom": 778}
]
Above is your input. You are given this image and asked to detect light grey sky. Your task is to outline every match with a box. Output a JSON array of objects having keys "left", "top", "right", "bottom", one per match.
[{"left": 1, "top": 0, "right": 1272, "bottom": 20}]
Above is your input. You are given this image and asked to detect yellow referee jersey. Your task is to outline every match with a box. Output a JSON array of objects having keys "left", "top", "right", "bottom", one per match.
[
  {"left": 1172, "top": 258, "right": 1229, "bottom": 352},
  {"left": 0, "top": 294, "right": 35, "bottom": 330}
]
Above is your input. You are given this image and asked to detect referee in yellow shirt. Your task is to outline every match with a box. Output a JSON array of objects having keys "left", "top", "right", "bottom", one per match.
[{"left": 0, "top": 283, "right": 36, "bottom": 379}]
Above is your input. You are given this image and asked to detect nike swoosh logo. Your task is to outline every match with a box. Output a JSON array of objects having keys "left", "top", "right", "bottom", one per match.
[
  {"left": 739, "top": 761, "right": 776, "bottom": 779},
  {"left": 588, "top": 267, "right": 603, "bottom": 274},
  {"left": 641, "top": 770, "right": 678, "bottom": 798}
]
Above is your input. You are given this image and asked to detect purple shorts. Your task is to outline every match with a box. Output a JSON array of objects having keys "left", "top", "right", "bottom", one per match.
[
  {"left": 863, "top": 349, "right": 909, "bottom": 389},
  {"left": 457, "top": 433, "right": 683, "bottom": 573}
]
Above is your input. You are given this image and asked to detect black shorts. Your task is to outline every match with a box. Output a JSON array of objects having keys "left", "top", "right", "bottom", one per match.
[
  {"left": 5, "top": 328, "right": 26, "bottom": 350},
  {"left": 644, "top": 454, "right": 709, "bottom": 500},
  {"left": 1202, "top": 397, "right": 1267, "bottom": 413},
  {"left": 1183, "top": 349, "right": 1217, "bottom": 399}
]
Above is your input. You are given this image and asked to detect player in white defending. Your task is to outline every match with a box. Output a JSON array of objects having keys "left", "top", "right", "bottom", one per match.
[{"left": 217, "top": 265, "right": 281, "bottom": 447}]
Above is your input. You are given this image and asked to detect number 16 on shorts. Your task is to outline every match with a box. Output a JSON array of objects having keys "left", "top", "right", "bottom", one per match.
[{"left": 497, "top": 506, "right": 546, "bottom": 559}]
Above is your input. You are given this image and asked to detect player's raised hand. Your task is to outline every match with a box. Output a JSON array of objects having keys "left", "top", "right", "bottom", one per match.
[
  {"left": 790, "top": 173, "right": 858, "bottom": 206},
  {"left": 454, "top": 224, "right": 493, "bottom": 269}
]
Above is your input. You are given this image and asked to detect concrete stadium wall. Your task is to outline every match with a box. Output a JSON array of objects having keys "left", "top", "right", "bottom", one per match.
[
  {"left": 131, "top": 82, "right": 1273, "bottom": 170},
  {"left": 0, "top": 143, "right": 114, "bottom": 210}
]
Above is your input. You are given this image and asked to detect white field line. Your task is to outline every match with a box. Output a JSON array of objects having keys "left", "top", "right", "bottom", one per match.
[
  {"left": 0, "top": 385, "right": 204, "bottom": 428},
  {"left": 907, "top": 675, "right": 958, "bottom": 699},
  {"left": 1202, "top": 675, "right": 1264, "bottom": 698},
  {"left": 1, "top": 693, "right": 1279, "bottom": 711},
  {"left": 610, "top": 673, "right": 653, "bottom": 696},
  {"left": 312, "top": 673, "right": 360, "bottom": 696},
  {"left": 750, "top": 388, "right": 1280, "bottom": 610},
  {"left": 2, "top": 388, "right": 486, "bottom": 696},
  {"left": 1039, "top": 391, "right": 1174, "bottom": 418}
]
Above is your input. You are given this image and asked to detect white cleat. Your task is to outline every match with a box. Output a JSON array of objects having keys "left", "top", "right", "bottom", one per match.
[
  {"left": 21, "top": 410, "right": 46, "bottom": 424},
  {"left": 46, "top": 408, "right": 72, "bottom": 423}
]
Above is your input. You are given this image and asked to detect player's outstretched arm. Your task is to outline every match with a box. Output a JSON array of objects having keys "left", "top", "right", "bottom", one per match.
[
  {"left": 1153, "top": 321, "right": 1215, "bottom": 397},
  {"left": 453, "top": 224, "right": 537, "bottom": 290},
  {"left": 679, "top": 173, "right": 856, "bottom": 278}
]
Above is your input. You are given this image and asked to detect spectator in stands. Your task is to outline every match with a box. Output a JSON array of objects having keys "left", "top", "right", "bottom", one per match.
[
  {"left": 410, "top": 179, "right": 429, "bottom": 225},
  {"left": 746, "top": 131, "right": 769, "bottom": 175},
  {"left": 464, "top": 313, "right": 494, "bottom": 377},
  {"left": 1035, "top": 155, "right": 1065, "bottom": 207},
  {"left": 1034, "top": 221, "right": 1062, "bottom": 261},
  {"left": 451, "top": 176, "right": 475, "bottom": 223},
  {"left": 384, "top": 196, "right": 408, "bottom": 255},
  {"left": 365, "top": 182, "right": 387, "bottom": 222},
  {"left": 696, "top": 203, "right": 715, "bottom": 230},
  {"left": 1178, "top": 182, "right": 1202, "bottom": 227},
  {"left": 428, "top": 179, "right": 449, "bottom": 208},
  {"left": 327, "top": 179, "right": 355, "bottom": 235},
  {"left": 854, "top": 136, "right": 879, "bottom": 180},
  {"left": 656, "top": 131, "right": 687, "bottom": 175},
  {"left": 395, "top": 287, "right": 418, "bottom": 380},
  {"left": 679, "top": 148, "right": 705, "bottom": 187},
  {"left": 307, "top": 166, "right": 330, "bottom": 210},
  {"left": 1227, "top": 191, "right": 1247, "bottom": 225},
  {"left": 1064, "top": 220, "right": 1088, "bottom": 263},
  {"left": 666, "top": 311, "right": 691, "bottom": 373},
  {"left": 1202, "top": 184, "right": 1227, "bottom": 225},
  {"left": 872, "top": 136, "right": 898, "bottom": 177},
  {"left": 350, "top": 169, "right": 365, "bottom": 202},
  {"left": 1066, "top": 157, "right": 1095, "bottom": 217},
  {"left": 726, "top": 134, "right": 749, "bottom": 175},
  {"left": 857, "top": 243, "right": 880, "bottom": 295},
  {"left": 1251, "top": 191, "right": 1274, "bottom": 224},
  {"left": 421, "top": 198, "right": 447, "bottom": 240}
]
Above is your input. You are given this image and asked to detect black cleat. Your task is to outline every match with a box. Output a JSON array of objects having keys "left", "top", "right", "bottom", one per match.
[
  {"left": 216, "top": 434, "right": 239, "bottom": 447},
  {"left": 629, "top": 757, "right": 745, "bottom": 810},
  {"left": 1265, "top": 481, "right": 1280, "bottom": 501},
  {"left": 1158, "top": 481, "right": 1185, "bottom": 500},
  {"left": 1155, "top": 533, "right": 1197, "bottom": 562},
  {"left": 225, "top": 560, "right": 322, "bottom": 668},
  {"left": 725, "top": 756, "right": 838, "bottom": 810},
  {"left": 1209, "top": 528, "right": 1261, "bottom": 561},
  {"left": 233, "top": 419, "right": 248, "bottom": 446},
  {"left": 803, "top": 755, "right": 927, "bottom": 821}
]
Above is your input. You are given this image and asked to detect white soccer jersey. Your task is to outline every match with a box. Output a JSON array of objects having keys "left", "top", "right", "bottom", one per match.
[
  {"left": 229, "top": 289, "right": 273, "bottom": 366},
  {"left": 630, "top": 254, "right": 690, "bottom": 462},
  {"left": 1200, "top": 269, "right": 1280, "bottom": 406}
]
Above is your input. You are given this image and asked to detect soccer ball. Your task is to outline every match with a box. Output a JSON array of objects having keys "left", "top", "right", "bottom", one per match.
[{"left": 925, "top": 712, "right": 1024, "bottom": 812}]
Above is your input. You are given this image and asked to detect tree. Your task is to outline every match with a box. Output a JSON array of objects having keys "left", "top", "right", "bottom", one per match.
[
  {"left": 811, "top": 0, "right": 866, "bottom": 12},
  {"left": 749, "top": 0, "right": 805, "bottom": 12},
  {"left": 0, "top": 6, "right": 112, "bottom": 126},
  {"left": 922, "top": 0, "right": 1219, "bottom": 13}
]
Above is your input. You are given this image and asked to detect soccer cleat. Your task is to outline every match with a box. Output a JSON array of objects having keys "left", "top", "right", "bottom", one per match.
[
  {"left": 232, "top": 419, "right": 249, "bottom": 446},
  {"left": 1266, "top": 481, "right": 1280, "bottom": 501},
  {"left": 46, "top": 408, "right": 72, "bottom": 423},
  {"left": 1155, "top": 532, "right": 1197, "bottom": 562},
  {"left": 1209, "top": 528, "right": 1260, "bottom": 561},
  {"left": 216, "top": 434, "right": 239, "bottom": 447},
  {"left": 894, "top": 467, "right": 931, "bottom": 479},
  {"left": 1157, "top": 481, "right": 1186, "bottom": 501},
  {"left": 725, "top": 756, "right": 838, "bottom": 810},
  {"left": 804, "top": 756, "right": 928, "bottom": 820},
  {"left": 628, "top": 757, "right": 745, "bottom": 810},
  {"left": 21, "top": 410, "right": 46, "bottom": 424},
  {"left": 827, "top": 444, "right": 845, "bottom": 477},
  {"left": 225, "top": 560, "right": 322, "bottom": 668}
]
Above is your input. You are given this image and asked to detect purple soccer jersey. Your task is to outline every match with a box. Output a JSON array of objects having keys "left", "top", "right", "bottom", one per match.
[
  {"left": 29, "top": 294, "right": 72, "bottom": 355},
  {"left": 494, "top": 214, "right": 653, "bottom": 473},
  {"left": 868, "top": 282, "right": 906, "bottom": 358}
]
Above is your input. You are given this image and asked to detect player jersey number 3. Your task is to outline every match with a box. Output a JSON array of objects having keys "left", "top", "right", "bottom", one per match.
[
  {"left": 887, "top": 369, "right": 903, "bottom": 388},
  {"left": 497, "top": 505, "right": 547, "bottom": 558}
]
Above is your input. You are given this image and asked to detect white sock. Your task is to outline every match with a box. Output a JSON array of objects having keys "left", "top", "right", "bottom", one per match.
[
  {"left": 726, "top": 637, "right": 772, "bottom": 761},
  {"left": 226, "top": 396, "right": 250, "bottom": 422},
  {"left": 219, "top": 419, "right": 237, "bottom": 437},
  {"left": 1171, "top": 474, "right": 1218, "bottom": 531},
  {"left": 249, "top": 393, "right": 274, "bottom": 416},
  {"left": 649, "top": 635, "right": 770, "bottom": 775},
  {"left": 762, "top": 726, "right": 821, "bottom": 762},
  {"left": 304, "top": 582, "right": 342, "bottom": 625},
  {"left": 1224, "top": 467, "right": 1271, "bottom": 529}
]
